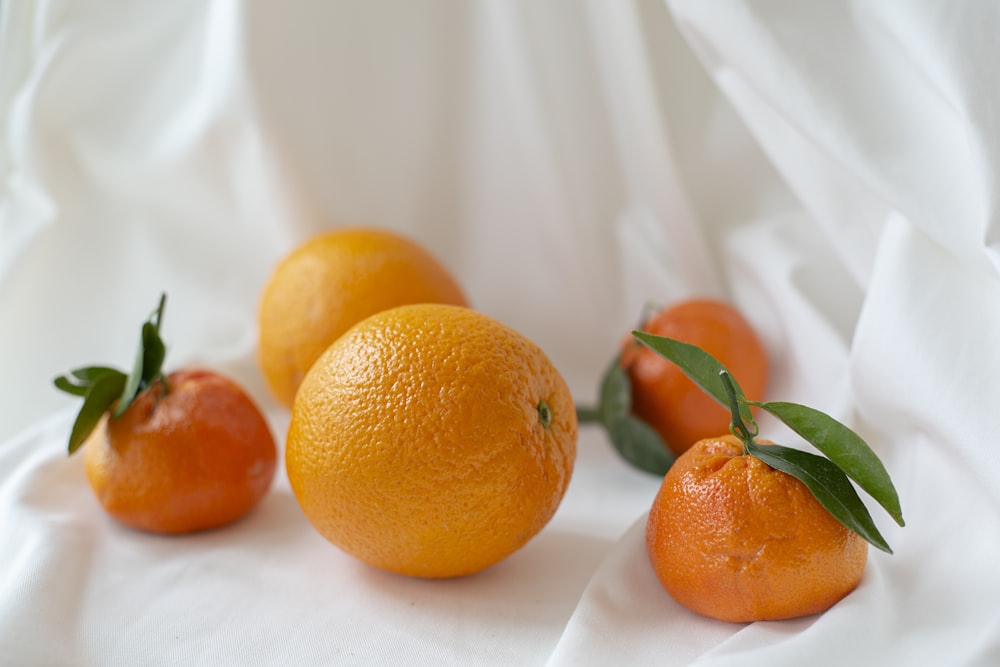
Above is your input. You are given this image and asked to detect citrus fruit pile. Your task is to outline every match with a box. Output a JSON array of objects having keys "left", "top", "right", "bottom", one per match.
[
  {"left": 625, "top": 325, "right": 904, "bottom": 622},
  {"left": 578, "top": 298, "right": 904, "bottom": 621},
  {"left": 261, "top": 228, "right": 577, "bottom": 577},
  {"left": 55, "top": 228, "right": 577, "bottom": 579},
  {"left": 53, "top": 225, "right": 906, "bottom": 624}
]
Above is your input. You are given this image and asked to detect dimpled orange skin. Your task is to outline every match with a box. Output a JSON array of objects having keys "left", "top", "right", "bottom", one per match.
[
  {"left": 257, "top": 228, "right": 468, "bottom": 408},
  {"left": 646, "top": 435, "right": 868, "bottom": 622},
  {"left": 285, "top": 303, "right": 578, "bottom": 579},
  {"left": 84, "top": 369, "right": 277, "bottom": 534},
  {"left": 621, "top": 299, "right": 768, "bottom": 456}
]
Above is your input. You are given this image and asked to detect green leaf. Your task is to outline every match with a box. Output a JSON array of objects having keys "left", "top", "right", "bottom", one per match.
[
  {"left": 607, "top": 414, "right": 674, "bottom": 475},
  {"left": 54, "top": 293, "right": 172, "bottom": 455},
  {"left": 140, "top": 323, "right": 166, "bottom": 384},
  {"left": 598, "top": 356, "right": 631, "bottom": 420},
  {"left": 627, "top": 329, "right": 904, "bottom": 551},
  {"left": 746, "top": 440, "right": 893, "bottom": 554},
  {"left": 54, "top": 366, "right": 123, "bottom": 397},
  {"left": 115, "top": 293, "right": 168, "bottom": 417},
  {"left": 67, "top": 372, "right": 126, "bottom": 454},
  {"left": 71, "top": 366, "right": 123, "bottom": 383},
  {"left": 576, "top": 355, "right": 632, "bottom": 425},
  {"left": 631, "top": 331, "right": 755, "bottom": 426},
  {"left": 575, "top": 355, "right": 674, "bottom": 475},
  {"left": 755, "top": 401, "right": 904, "bottom": 527},
  {"left": 117, "top": 341, "right": 144, "bottom": 417},
  {"left": 54, "top": 375, "right": 90, "bottom": 397}
]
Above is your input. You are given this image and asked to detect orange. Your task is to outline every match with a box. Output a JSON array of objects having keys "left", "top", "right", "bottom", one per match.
[
  {"left": 257, "top": 227, "right": 468, "bottom": 408},
  {"left": 84, "top": 369, "right": 277, "bottom": 534},
  {"left": 620, "top": 299, "right": 768, "bottom": 456},
  {"left": 646, "top": 435, "right": 868, "bottom": 622},
  {"left": 285, "top": 303, "right": 577, "bottom": 578}
]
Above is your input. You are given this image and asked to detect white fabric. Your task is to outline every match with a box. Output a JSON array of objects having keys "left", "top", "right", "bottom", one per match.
[{"left": 2, "top": 0, "right": 998, "bottom": 664}]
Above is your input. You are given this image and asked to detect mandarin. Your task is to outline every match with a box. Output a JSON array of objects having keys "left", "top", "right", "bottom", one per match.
[
  {"left": 646, "top": 435, "right": 868, "bottom": 622},
  {"left": 257, "top": 227, "right": 468, "bottom": 408},
  {"left": 285, "top": 303, "right": 577, "bottom": 578},
  {"left": 84, "top": 369, "right": 277, "bottom": 534},
  {"left": 621, "top": 299, "right": 767, "bottom": 456}
]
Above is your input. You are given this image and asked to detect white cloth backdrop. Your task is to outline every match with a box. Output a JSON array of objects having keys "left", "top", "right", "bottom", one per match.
[{"left": 2, "top": 0, "right": 998, "bottom": 664}]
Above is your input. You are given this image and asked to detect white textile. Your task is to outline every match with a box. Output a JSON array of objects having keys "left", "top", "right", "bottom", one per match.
[{"left": 2, "top": 1, "right": 998, "bottom": 665}]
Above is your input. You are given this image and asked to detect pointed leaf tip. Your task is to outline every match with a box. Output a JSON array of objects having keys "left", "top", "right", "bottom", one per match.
[
  {"left": 67, "top": 373, "right": 126, "bottom": 454},
  {"left": 607, "top": 414, "right": 675, "bottom": 475},
  {"left": 757, "top": 401, "right": 904, "bottom": 527},
  {"left": 630, "top": 331, "right": 755, "bottom": 426},
  {"left": 115, "top": 293, "right": 169, "bottom": 418}
]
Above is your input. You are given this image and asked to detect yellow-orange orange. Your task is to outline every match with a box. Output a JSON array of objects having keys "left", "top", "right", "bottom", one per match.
[
  {"left": 285, "top": 303, "right": 577, "bottom": 578},
  {"left": 257, "top": 228, "right": 468, "bottom": 407},
  {"left": 646, "top": 435, "right": 868, "bottom": 622}
]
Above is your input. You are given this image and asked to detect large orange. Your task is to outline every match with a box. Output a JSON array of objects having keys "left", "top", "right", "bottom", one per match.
[
  {"left": 84, "top": 369, "right": 277, "bottom": 534},
  {"left": 257, "top": 227, "right": 468, "bottom": 408},
  {"left": 285, "top": 303, "right": 577, "bottom": 578},
  {"left": 646, "top": 435, "right": 868, "bottom": 622},
  {"left": 620, "top": 299, "right": 768, "bottom": 456}
]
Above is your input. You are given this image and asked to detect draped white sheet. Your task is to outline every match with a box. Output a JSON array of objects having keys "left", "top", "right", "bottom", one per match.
[{"left": 2, "top": 1, "right": 998, "bottom": 664}]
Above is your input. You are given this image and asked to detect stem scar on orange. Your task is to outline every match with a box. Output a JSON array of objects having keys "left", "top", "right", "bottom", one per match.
[
  {"left": 54, "top": 294, "right": 277, "bottom": 534},
  {"left": 635, "top": 332, "right": 904, "bottom": 623}
]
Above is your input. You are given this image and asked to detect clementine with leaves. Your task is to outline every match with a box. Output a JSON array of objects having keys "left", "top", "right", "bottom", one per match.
[
  {"left": 55, "top": 295, "right": 277, "bottom": 534},
  {"left": 285, "top": 303, "right": 577, "bottom": 578},
  {"left": 578, "top": 298, "right": 768, "bottom": 475},
  {"left": 620, "top": 299, "right": 768, "bottom": 456},
  {"left": 634, "top": 332, "right": 905, "bottom": 622}
]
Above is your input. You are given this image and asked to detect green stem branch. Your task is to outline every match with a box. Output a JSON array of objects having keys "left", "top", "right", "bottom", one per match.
[
  {"left": 720, "top": 370, "right": 757, "bottom": 453},
  {"left": 575, "top": 405, "right": 603, "bottom": 423}
]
